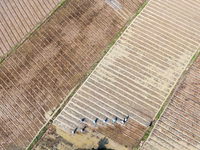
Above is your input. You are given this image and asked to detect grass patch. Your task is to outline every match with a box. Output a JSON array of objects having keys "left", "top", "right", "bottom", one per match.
[
  {"left": 134, "top": 126, "right": 153, "bottom": 150},
  {"left": 0, "top": 43, "right": 21, "bottom": 65},
  {"left": 102, "top": 25, "right": 127, "bottom": 56},
  {"left": 58, "top": 0, "right": 67, "bottom": 7},
  {"left": 190, "top": 49, "right": 200, "bottom": 64},
  {"left": 51, "top": 0, "right": 67, "bottom": 13},
  {"left": 27, "top": 124, "right": 48, "bottom": 150},
  {"left": 127, "top": 0, "right": 149, "bottom": 25},
  {"left": 155, "top": 100, "right": 168, "bottom": 120},
  {"left": 142, "top": 125, "right": 153, "bottom": 141}
]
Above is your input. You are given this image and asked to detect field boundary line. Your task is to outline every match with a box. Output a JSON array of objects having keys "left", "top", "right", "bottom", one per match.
[
  {"left": 138, "top": 45, "right": 200, "bottom": 149},
  {"left": 26, "top": 1, "right": 151, "bottom": 149},
  {"left": 0, "top": 0, "right": 67, "bottom": 64}
]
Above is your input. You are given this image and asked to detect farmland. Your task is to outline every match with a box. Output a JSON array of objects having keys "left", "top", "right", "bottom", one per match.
[
  {"left": 0, "top": 0, "right": 62, "bottom": 57},
  {"left": 52, "top": 0, "right": 200, "bottom": 149},
  {"left": 0, "top": 0, "right": 145, "bottom": 149},
  {"left": 141, "top": 55, "right": 200, "bottom": 150}
]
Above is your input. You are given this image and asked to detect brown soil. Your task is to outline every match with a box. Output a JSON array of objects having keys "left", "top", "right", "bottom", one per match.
[
  {"left": 0, "top": 0, "right": 62, "bottom": 57},
  {"left": 0, "top": 0, "right": 145, "bottom": 149},
  {"left": 34, "top": 118, "right": 148, "bottom": 150},
  {"left": 142, "top": 56, "right": 200, "bottom": 149}
]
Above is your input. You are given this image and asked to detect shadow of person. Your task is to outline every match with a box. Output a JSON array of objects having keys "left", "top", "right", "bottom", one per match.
[
  {"left": 97, "top": 137, "right": 109, "bottom": 150},
  {"left": 75, "top": 137, "right": 114, "bottom": 150}
]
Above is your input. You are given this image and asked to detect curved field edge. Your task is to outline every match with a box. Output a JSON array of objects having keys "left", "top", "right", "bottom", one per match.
[
  {"left": 27, "top": 1, "right": 150, "bottom": 150},
  {"left": 0, "top": 0, "right": 67, "bottom": 64},
  {"left": 136, "top": 48, "right": 200, "bottom": 150}
]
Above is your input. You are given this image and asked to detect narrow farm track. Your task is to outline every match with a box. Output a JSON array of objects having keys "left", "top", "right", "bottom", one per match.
[
  {"left": 54, "top": 0, "right": 200, "bottom": 149},
  {"left": 0, "top": 0, "right": 62, "bottom": 58},
  {"left": 0, "top": 0, "right": 144, "bottom": 149},
  {"left": 141, "top": 56, "right": 200, "bottom": 150}
]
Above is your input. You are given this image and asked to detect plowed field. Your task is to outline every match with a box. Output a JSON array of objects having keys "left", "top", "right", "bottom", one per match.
[
  {"left": 0, "top": 0, "right": 62, "bottom": 57},
  {"left": 142, "top": 56, "right": 200, "bottom": 150},
  {"left": 53, "top": 0, "right": 200, "bottom": 149},
  {"left": 0, "top": 0, "right": 143, "bottom": 149}
]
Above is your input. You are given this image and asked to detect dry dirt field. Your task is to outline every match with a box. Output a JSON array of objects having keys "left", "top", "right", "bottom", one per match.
[
  {"left": 0, "top": 0, "right": 145, "bottom": 149},
  {"left": 52, "top": 0, "right": 200, "bottom": 149},
  {"left": 0, "top": 0, "right": 62, "bottom": 57},
  {"left": 141, "top": 55, "right": 200, "bottom": 150},
  {"left": 34, "top": 123, "right": 144, "bottom": 150}
]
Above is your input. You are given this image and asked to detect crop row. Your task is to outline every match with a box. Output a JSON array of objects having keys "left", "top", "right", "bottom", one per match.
[
  {"left": 0, "top": 0, "right": 62, "bottom": 57},
  {"left": 55, "top": 0, "right": 200, "bottom": 149},
  {"left": 0, "top": 0, "right": 144, "bottom": 149}
]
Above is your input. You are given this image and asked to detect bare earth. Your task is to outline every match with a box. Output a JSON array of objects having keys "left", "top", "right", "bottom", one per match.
[
  {"left": 141, "top": 55, "right": 200, "bottom": 150},
  {"left": 0, "top": 0, "right": 144, "bottom": 149},
  {"left": 0, "top": 0, "right": 62, "bottom": 57},
  {"left": 52, "top": 0, "right": 200, "bottom": 149},
  {"left": 34, "top": 123, "right": 140, "bottom": 150}
]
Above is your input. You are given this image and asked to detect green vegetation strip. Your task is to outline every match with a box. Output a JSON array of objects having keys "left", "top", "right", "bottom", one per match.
[
  {"left": 27, "top": 0, "right": 150, "bottom": 149},
  {"left": 27, "top": 124, "right": 48, "bottom": 150},
  {"left": 0, "top": 44, "right": 20, "bottom": 64},
  {"left": 103, "top": 0, "right": 150, "bottom": 59}
]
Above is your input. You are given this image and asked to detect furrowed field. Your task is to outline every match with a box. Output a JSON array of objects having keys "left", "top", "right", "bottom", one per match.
[{"left": 0, "top": 0, "right": 145, "bottom": 149}]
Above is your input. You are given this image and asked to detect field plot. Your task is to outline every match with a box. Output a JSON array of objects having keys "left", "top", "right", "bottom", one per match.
[
  {"left": 54, "top": 0, "right": 200, "bottom": 149},
  {"left": 0, "top": 0, "right": 144, "bottom": 149},
  {"left": 141, "top": 55, "right": 200, "bottom": 150},
  {"left": 0, "top": 0, "right": 62, "bottom": 58}
]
